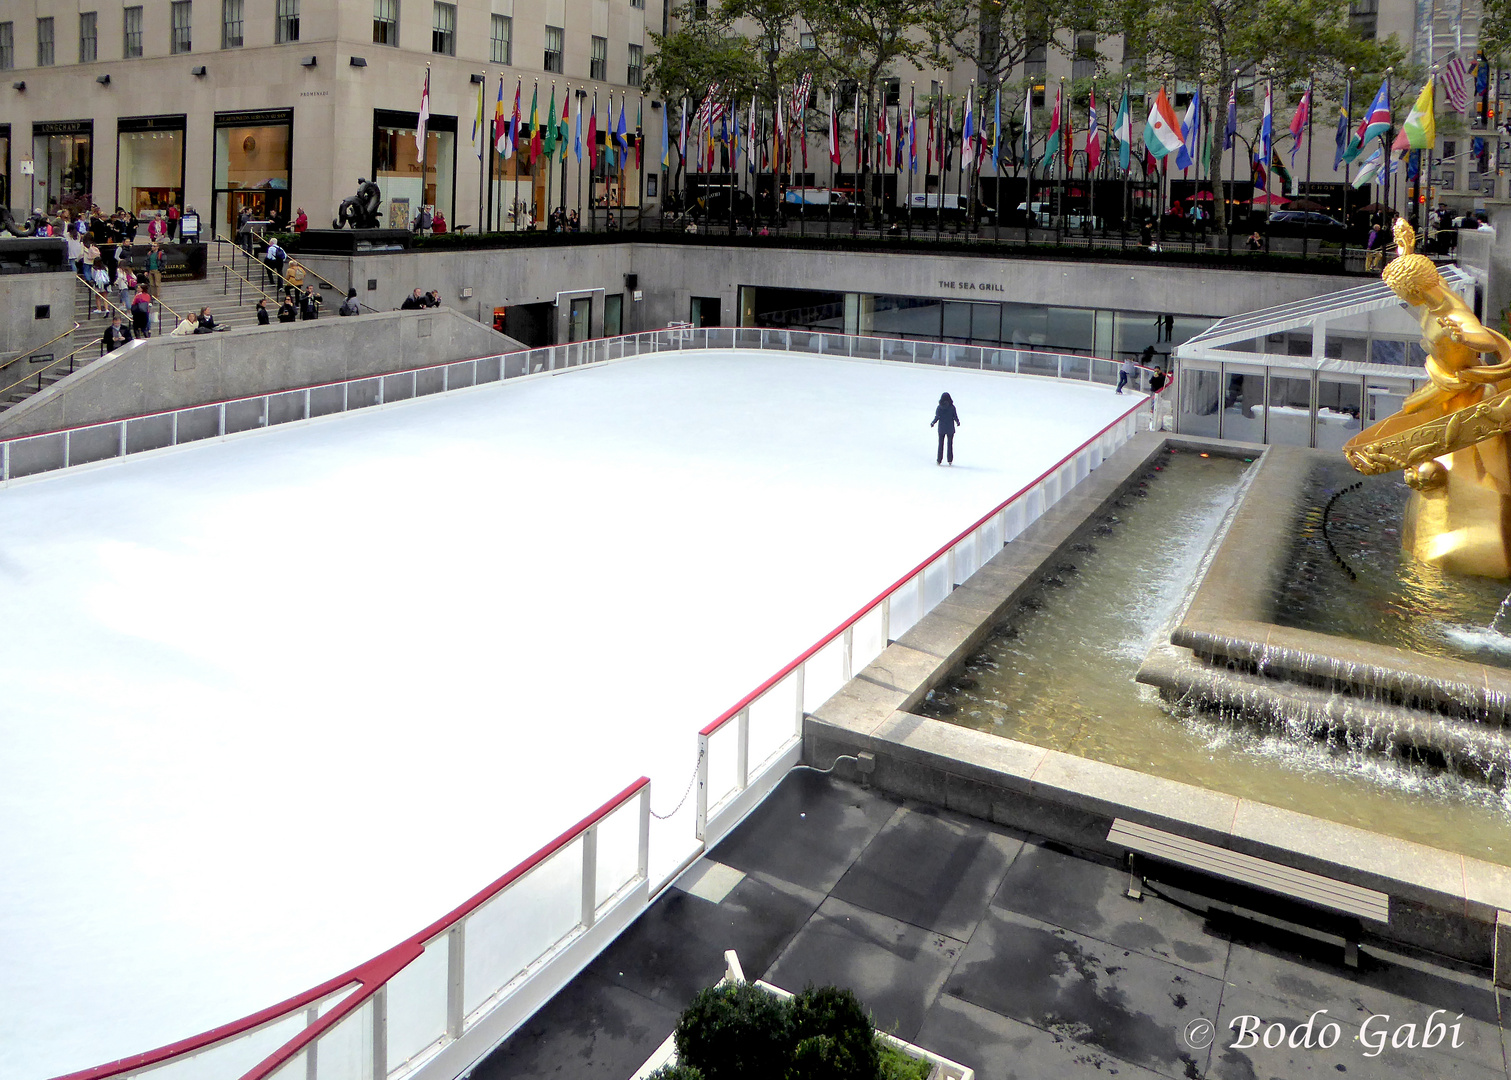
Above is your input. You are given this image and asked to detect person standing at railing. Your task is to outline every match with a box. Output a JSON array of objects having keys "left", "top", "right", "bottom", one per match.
[
  {"left": 931, "top": 392, "right": 961, "bottom": 466},
  {"left": 256, "top": 298, "right": 271, "bottom": 325},
  {"left": 1116, "top": 355, "right": 1138, "bottom": 395}
]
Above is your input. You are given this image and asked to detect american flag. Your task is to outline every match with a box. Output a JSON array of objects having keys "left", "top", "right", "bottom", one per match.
[
  {"left": 790, "top": 72, "right": 813, "bottom": 118},
  {"left": 697, "top": 83, "right": 723, "bottom": 128},
  {"left": 1442, "top": 54, "right": 1469, "bottom": 113}
]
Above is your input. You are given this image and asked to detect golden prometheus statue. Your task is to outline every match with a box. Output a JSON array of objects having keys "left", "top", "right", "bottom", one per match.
[{"left": 1343, "top": 219, "right": 1511, "bottom": 577}]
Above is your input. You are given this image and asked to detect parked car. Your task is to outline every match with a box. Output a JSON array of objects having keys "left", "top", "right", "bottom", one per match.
[{"left": 1266, "top": 210, "right": 1348, "bottom": 239}]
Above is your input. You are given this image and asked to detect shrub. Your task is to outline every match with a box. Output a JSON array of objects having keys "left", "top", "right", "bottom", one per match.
[
  {"left": 876, "top": 1040, "right": 932, "bottom": 1080},
  {"left": 646, "top": 1065, "right": 704, "bottom": 1080},
  {"left": 673, "top": 982, "right": 792, "bottom": 1080},
  {"left": 788, "top": 986, "right": 879, "bottom": 1080}
]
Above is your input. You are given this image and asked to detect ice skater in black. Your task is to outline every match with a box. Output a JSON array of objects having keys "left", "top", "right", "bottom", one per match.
[{"left": 931, "top": 392, "right": 961, "bottom": 465}]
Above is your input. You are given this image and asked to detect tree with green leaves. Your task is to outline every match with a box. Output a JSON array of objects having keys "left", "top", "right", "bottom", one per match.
[{"left": 1113, "top": 0, "right": 1404, "bottom": 233}]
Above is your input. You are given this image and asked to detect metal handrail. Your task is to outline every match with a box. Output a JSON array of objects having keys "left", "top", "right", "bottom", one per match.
[
  {"left": 10, "top": 321, "right": 82, "bottom": 361},
  {"left": 213, "top": 237, "right": 377, "bottom": 314},
  {"left": 0, "top": 333, "right": 105, "bottom": 403}
]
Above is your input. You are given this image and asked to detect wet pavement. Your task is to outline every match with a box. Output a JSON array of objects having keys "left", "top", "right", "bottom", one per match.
[{"left": 470, "top": 770, "right": 1511, "bottom": 1080}]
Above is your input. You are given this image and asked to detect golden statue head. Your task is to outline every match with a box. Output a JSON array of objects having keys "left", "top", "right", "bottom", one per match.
[{"left": 1383, "top": 219, "right": 1439, "bottom": 305}]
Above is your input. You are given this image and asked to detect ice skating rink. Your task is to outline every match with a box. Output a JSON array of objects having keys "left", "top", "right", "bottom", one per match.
[{"left": 0, "top": 350, "right": 1137, "bottom": 1078}]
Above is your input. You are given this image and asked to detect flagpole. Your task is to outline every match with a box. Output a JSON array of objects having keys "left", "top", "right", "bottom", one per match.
[
  {"left": 1088, "top": 80, "right": 1097, "bottom": 248},
  {"left": 576, "top": 93, "right": 584, "bottom": 233},
  {"left": 993, "top": 81, "right": 1002, "bottom": 245},
  {"left": 1121, "top": 81, "right": 1129, "bottom": 252},
  {"left": 937, "top": 88, "right": 946, "bottom": 243},
  {"left": 1227, "top": 71, "right": 1237, "bottom": 256},
  {"left": 419, "top": 64, "right": 431, "bottom": 232},
  {"left": 1025, "top": 88, "right": 1034, "bottom": 245}
]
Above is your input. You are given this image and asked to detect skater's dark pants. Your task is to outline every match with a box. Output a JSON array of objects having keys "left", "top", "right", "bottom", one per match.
[
  {"left": 1116, "top": 370, "right": 1129, "bottom": 392},
  {"left": 937, "top": 429, "right": 954, "bottom": 464}
]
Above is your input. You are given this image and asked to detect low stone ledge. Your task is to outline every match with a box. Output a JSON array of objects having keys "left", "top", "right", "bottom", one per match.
[
  {"left": 807, "top": 678, "right": 909, "bottom": 739},
  {"left": 857, "top": 644, "right": 949, "bottom": 696}
]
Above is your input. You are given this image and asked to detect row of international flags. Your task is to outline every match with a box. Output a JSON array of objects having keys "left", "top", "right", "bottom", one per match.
[
  {"left": 467, "top": 75, "right": 642, "bottom": 171},
  {"left": 440, "top": 54, "right": 1489, "bottom": 188}
]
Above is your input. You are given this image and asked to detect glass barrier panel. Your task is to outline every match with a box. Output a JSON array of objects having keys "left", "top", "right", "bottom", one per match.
[
  {"left": 736, "top": 329, "right": 761, "bottom": 349},
  {"left": 704, "top": 720, "right": 741, "bottom": 819},
  {"left": 982, "top": 348, "right": 1015, "bottom": 373},
  {"left": 448, "top": 361, "right": 477, "bottom": 389},
  {"left": 593, "top": 340, "right": 609, "bottom": 365},
  {"left": 1266, "top": 374, "right": 1313, "bottom": 447},
  {"left": 1003, "top": 501, "right": 1028, "bottom": 542},
  {"left": 886, "top": 576, "right": 924, "bottom": 638},
  {"left": 504, "top": 353, "right": 529, "bottom": 379},
  {"left": 592, "top": 795, "right": 643, "bottom": 909},
  {"left": 477, "top": 355, "right": 503, "bottom": 382},
  {"left": 382, "top": 373, "right": 415, "bottom": 403},
  {"left": 267, "top": 390, "right": 306, "bottom": 427},
  {"left": 881, "top": 339, "right": 913, "bottom": 365},
  {"left": 913, "top": 341, "right": 946, "bottom": 366},
  {"left": 710, "top": 328, "right": 735, "bottom": 350},
  {"left": 953, "top": 531, "right": 980, "bottom": 583},
  {"left": 949, "top": 345, "right": 983, "bottom": 370},
  {"left": 747, "top": 671, "right": 800, "bottom": 773},
  {"left": 849, "top": 605, "right": 887, "bottom": 673},
  {"left": 1090, "top": 359, "right": 1117, "bottom": 385},
  {"left": 310, "top": 385, "right": 346, "bottom": 418},
  {"left": 223, "top": 398, "right": 267, "bottom": 435},
  {"left": 125, "top": 413, "right": 175, "bottom": 453},
  {"left": 921, "top": 553, "right": 951, "bottom": 612},
  {"left": 462, "top": 838, "right": 583, "bottom": 1016},
  {"left": 980, "top": 511, "right": 1004, "bottom": 554},
  {"left": 527, "top": 349, "right": 552, "bottom": 374},
  {"left": 823, "top": 334, "right": 850, "bottom": 356},
  {"left": 262, "top": 1051, "right": 307, "bottom": 1080},
  {"left": 788, "top": 332, "right": 819, "bottom": 354},
  {"left": 800, "top": 635, "right": 847, "bottom": 713},
  {"left": 68, "top": 424, "right": 122, "bottom": 466},
  {"left": 1220, "top": 368, "right": 1265, "bottom": 442},
  {"left": 1316, "top": 377, "right": 1363, "bottom": 452},
  {"left": 852, "top": 337, "right": 882, "bottom": 361},
  {"left": 416, "top": 368, "right": 446, "bottom": 397},
  {"left": 313, "top": 999, "right": 373, "bottom": 1080},
  {"left": 177, "top": 404, "right": 221, "bottom": 442},
  {"left": 1019, "top": 352, "right": 1059, "bottom": 378},
  {"left": 385, "top": 935, "right": 449, "bottom": 1071},
  {"left": 1061, "top": 355, "right": 1092, "bottom": 380},
  {"left": 136, "top": 1011, "right": 307, "bottom": 1080},
  {"left": 347, "top": 378, "right": 381, "bottom": 410}
]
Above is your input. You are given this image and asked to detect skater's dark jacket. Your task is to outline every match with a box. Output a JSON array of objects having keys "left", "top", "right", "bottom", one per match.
[{"left": 931, "top": 397, "right": 960, "bottom": 434}]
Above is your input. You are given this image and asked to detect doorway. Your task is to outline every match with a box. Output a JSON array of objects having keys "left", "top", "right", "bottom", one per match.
[
  {"left": 690, "top": 296, "right": 721, "bottom": 327},
  {"left": 568, "top": 297, "right": 592, "bottom": 342}
]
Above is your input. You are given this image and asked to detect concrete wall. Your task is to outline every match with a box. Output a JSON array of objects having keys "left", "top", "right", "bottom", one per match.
[
  {"left": 303, "top": 242, "right": 1362, "bottom": 346},
  {"left": 0, "top": 307, "right": 523, "bottom": 438},
  {"left": 0, "top": 271, "right": 78, "bottom": 368}
]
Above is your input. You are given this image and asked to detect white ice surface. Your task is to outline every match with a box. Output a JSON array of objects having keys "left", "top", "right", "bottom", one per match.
[{"left": 0, "top": 351, "right": 1136, "bottom": 1079}]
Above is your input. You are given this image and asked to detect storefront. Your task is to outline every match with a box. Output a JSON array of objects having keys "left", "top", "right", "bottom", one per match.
[
  {"left": 117, "top": 114, "right": 186, "bottom": 218},
  {"left": 31, "top": 120, "right": 93, "bottom": 214},
  {"left": 213, "top": 108, "right": 293, "bottom": 237},
  {"left": 373, "top": 109, "right": 455, "bottom": 230}
]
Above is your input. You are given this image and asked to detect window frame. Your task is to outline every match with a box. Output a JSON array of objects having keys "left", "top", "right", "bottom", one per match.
[
  {"left": 36, "top": 16, "right": 55, "bottom": 66},
  {"left": 275, "top": 0, "right": 299, "bottom": 43},
  {"left": 123, "top": 6, "right": 144, "bottom": 57},
  {"left": 489, "top": 13, "right": 511, "bottom": 64},
  {"left": 590, "top": 35, "right": 606, "bottom": 81},
  {"left": 544, "top": 25, "right": 563, "bottom": 73},
  {"left": 170, "top": 0, "right": 192, "bottom": 55},
  {"left": 627, "top": 42, "right": 642, "bottom": 87},
  {"left": 0, "top": 21, "right": 12, "bottom": 70},
  {"left": 221, "top": 0, "right": 243, "bottom": 48},
  {"left": 431, "top": 0, "right": 455, "bottom": 56},
  {"left": 79, "top": 12, "right": 98, "bottom": 63},
  {"left": 372, "top": 0, "right": 398, "bottom": 46}
]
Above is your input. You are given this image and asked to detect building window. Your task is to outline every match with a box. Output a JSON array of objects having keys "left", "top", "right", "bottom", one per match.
[
  {"left": 79, "top": 13, "right": 98, "bottom": 63},
  {"left": 691, "top": 0, "right": 707, "bottom": 18},
  {"left": 170, "top": 1, "right": 192, "bottom": 54},
  {"left": 37, "top": 17, "right": 54, "bottom": 66},
  {"left": 431, "top": 1, "right": 455, "bottom": 55},
  {"left": 275, "top": 0, "right": 299, "bottom": 43},
  {"left": 373, "top": 0, "right": 398, "bottom": 46},
  {"left": 800, "top": 31, "right": 815, "bottom": 49},
  {"left": 629, "top": 0, "right": 643, "bottom": 10},
  {"left": 490, "top": 14, "right": 510, "bottom": 64},
  {"left": 544, "top": 25, "right": 563, "bottom": 73},
  {"left": 1072, "top": 32, "right": 1096, "bottom": 81},
  {"left": 1443, "top": 139, "right": 1457, "bottom": 157},
  {"left": 124, "top": 7, "right": 143, "bottom": 57},
  {"left": 222, "top": 0, "right": 243, "bottom": 48},
  {"left": 591, "top": 35, "right": 606, "bottom": 80},
  {"left": 627, "top": 42, "right": 642, "bottom": 87},
  {"left": 1024, "top": 41, "right": 1047, "bottom": 80},
  {"left": 0, "top": 22, "right": 12, "bottom": 70},
  {"left": 1348, "top": 0, "right": 1377, "bottom": 38}
]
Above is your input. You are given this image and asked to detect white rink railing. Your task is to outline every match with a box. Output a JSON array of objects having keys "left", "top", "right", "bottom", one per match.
[
  {"left": 1, "top": 327, "right": 1135, "bottom": 484},
  {"left": 47, "top": 328, "right": 1143, "bottom": 1080}
]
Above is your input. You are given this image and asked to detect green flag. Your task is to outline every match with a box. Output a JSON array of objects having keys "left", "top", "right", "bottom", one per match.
[{"left": 543, "top": 85, "right": 558, "bottom": 159}]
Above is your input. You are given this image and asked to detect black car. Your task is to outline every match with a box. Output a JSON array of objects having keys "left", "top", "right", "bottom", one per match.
[{"left": 1266, "top": 210, "right": 1348, "bottom": 239}]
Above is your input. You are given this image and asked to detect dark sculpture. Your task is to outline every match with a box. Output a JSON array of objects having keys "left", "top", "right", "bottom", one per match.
[
  {"left": 0, "top": 208, "right": 39, "bottom": 237},
  {"left": 334, "top": 178, "right": 382, "bottom": 229}
]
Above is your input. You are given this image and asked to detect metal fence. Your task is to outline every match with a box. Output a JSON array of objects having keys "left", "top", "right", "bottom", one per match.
[
  {"left": 1, "top": 327, "right": 1133, "bottom": 484},
  {"left": 45, "top": 329, "right": 1143, "bottom": 1080}
]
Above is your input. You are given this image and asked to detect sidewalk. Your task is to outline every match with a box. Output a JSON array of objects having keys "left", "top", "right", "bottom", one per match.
[{"left": 470, "top": 770, "right": 1510, "bottom": 1080}]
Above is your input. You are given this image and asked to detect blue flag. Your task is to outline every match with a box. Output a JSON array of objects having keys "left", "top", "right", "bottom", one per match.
[
  {"left": 616, "top": 99, "right": 629, "bottom": 156},
  {"left": 1223, "top": 84, "right": 1237, "bottom": 151},
  {"left": 1333, "top": 82, "right": 1351, "bottom": 170}
]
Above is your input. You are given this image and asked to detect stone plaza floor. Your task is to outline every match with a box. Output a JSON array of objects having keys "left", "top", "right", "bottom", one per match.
[{"left": 472, "top": 770, "right": 1511, "bottom": 1080}]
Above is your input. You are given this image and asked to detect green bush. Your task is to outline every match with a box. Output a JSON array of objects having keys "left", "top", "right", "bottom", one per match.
[
  {"left": 876, "top": 1040, "right": 932, "bottom": 1080},
  {"left": 674, "top": 983, "right": 792, "bottom": 1080},
  {"left": 646, "top": 1065, "right": 705, "bottom": 1080},
  {"left": 789, "top": 986, "right": 879, "bottom": 1080}
]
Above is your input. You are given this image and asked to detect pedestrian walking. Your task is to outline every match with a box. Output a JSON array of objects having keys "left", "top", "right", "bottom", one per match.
[
  {"left": 263, "top": 237, "right": 286, "bottom": 287},
  {"left": 130, "top": 283, "right": 153, "bottom": 338},
  {"left": 166, "top": 203, "right": 181, "bottom": 241},
  {"left": 931, "top": 392, "right": 961, "bottom": 465},
  {"left": 145, "top": 243, "right": 164, "bottom": 296},
  {"left": 339, "top": 289, "right": 360, "bottom": 316}
]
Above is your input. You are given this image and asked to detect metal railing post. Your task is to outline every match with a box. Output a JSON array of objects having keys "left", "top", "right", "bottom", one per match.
[
  {"left": 370, "top": 984, "right": 388, "bottom": 1080},
  {"left": 793, "top": 666, "right": 806, "bottom": 731},
  {"left": 736, "top": 708, "right": 750, "bottom": 790},
  {"left": 581, "top": 825, "right": 598, "bottom": 929},
  {"left": 445, "top": 926, "right": 465, "bottom": 1039},
  {"left": 694, "top": 733, "right": 710, "bottom": 840},
  {"left": 1, "top": 439, "right": 8, "bottom": 482},
  {"left": 637, "top": 787, "right": 651, "bottom": 880},
  {"left": 305, "top": 1005, "right": 320, "bottom": 1080},
  {"left": 117, "top": 422, "right": 127, "bottom": 457},
  {"left": 217, "top": 403, "right": 226, "bottom": 436},
  {"left": 841, "top": 626, "right": 854, "bottom": 681}
]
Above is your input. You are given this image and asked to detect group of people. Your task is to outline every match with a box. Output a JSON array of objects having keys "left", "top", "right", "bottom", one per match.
[
  {"left": 254, "top": 286, "right": 326, "bottom": 325},
  {"left": 400, "top": 289, "right": 442, "bottom": 310},
  {"left": 547, "top": 207, "right": 582, "bottom": 233}
]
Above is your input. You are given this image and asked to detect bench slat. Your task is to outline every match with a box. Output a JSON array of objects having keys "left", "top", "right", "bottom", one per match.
[{"left": 1107, "top": 819, "right": 1389, "bottom": 923}]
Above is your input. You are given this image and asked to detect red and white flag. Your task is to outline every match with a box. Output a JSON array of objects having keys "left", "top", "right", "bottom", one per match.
[
  {"left": 1442, "top": 54, "right": 1470, "bottom": 113},
  {"left": 829, "top": 92, "right": 841, "bottom": 164},
  {"left": 416, "top": 68, "right": 431, "bottom": 155}
]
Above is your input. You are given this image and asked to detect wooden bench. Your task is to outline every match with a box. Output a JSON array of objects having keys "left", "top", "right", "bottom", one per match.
[{"left": 1107, "top": 818, "right": 1389, "bottom": 967}]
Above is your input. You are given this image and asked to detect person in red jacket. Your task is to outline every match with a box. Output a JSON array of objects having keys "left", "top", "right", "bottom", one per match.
[{"left": 293, "top": 208, "right": 308, "bottom": 233}]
